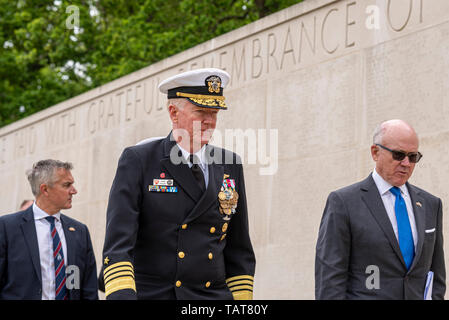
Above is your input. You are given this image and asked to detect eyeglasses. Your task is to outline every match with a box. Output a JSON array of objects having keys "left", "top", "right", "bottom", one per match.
[{"left": 375, "top": 144, "right": 423, "bottom": 163}]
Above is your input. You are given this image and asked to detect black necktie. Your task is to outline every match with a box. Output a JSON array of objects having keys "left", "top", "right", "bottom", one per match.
[{"left": 189, "top": 154, "right": 205, "bottom": 192}]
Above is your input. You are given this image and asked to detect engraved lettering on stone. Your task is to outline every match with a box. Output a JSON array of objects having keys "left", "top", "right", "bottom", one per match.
[
  {"left": 321, "top": 8, "right": 339, "bottom": 54},
  {"left": 231, "top": 45, "right": 246, "bottom": 85},
  {"left": 299, "top": 17, "right": 316, "bottom": 63},
  {"left": 267, "top": 33, "right": 279, "bottom": 73},
  {"left": 45, "top": 110, "right": 76, "bottom": 146},
  {"left": 218, "top": 51, "right": 227, "bottom": 71},
  {"left": 14, "top": 127, "right": 36, "bottom": 158},
  {"left": 387, "top": 0, "right": 413, "bottom": 32},
  {"left": 252, "top": 38, "right": 263, "bottom": 79},
  {"left": 280, "top": 26, "right": 296, "bottom": 69},
  {"left": 345, "top": 2, "right": 356, "bottom": 48}
]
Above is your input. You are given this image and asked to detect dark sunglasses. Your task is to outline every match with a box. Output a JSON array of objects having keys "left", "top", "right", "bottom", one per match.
[{"left": 375, "top": 144, "right": 423, "bottom": 163}]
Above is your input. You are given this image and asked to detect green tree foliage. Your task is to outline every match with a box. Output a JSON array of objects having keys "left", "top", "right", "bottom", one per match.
[{"left": 0, "top": 0, "right": 302, "bottom": 127}]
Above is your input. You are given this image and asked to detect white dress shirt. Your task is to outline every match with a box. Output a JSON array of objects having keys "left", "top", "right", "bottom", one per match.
[
  {"left": 32, "top": 202, "right": 68, "bottom": 300},
  {"left": 372, "top": 169, "right": 418, "bottom": 252},
  {"left": 178, "top": 144, "right": 209, "bottom": 188}
]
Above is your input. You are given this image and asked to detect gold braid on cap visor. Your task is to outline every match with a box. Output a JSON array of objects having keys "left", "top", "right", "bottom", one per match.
[{"left": 176, "top": 92, "right": 227, "bottom": 109}]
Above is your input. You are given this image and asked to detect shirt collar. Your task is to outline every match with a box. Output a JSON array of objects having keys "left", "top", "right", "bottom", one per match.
[
  {"left": 32, "top": 202, "right": 62, "bottom": 222},
  {"left": 372, "top": 168, "right": 408, "bottom": 197},
  {"left": 177, "top": 143, "right": 207, "bottom": 170}
]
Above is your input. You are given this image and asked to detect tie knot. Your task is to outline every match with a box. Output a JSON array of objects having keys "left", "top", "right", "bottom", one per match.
[
  {"left": 189, "top": 154, "right": 201, "bottom": 166},
  {"left": 45, "top": 216, "right": 56, "bottom": 225},
  {"left": 390, "top": 186, "right": 402, "bottom": 197}
]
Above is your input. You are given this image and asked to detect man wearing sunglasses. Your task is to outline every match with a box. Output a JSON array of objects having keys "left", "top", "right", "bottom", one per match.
[{"left": 315, "top": 119, "right": 445, "bottom": 299}]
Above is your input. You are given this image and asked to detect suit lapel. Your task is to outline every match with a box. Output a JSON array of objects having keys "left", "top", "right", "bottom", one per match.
[
  {"left": 20, "top": 207, "right": 42, "bottom": 284},
  {"left": 60, "top": 215, "right": 77, "bottom": 300},
  {"left": 360, "top": 175, "right": 407, "bottom": 269},
  {"left": 60, "top": 215, "right": 76, "bottom": 266},
  {"left": 407, "top": 183, "right": 425, "bottom": 272}
]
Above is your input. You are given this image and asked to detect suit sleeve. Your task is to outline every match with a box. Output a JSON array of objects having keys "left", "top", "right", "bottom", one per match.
[
  {"left": 431, "top": 198, "right": 446, "bottom": 300},
  {"left": 102, "top": 148, "right": 143, "bottom": 300},
  {"left": 315, "top": 191, "right": 351, "bottom": 300},
  {"left": 224, "top": 162, "right": 256, "bottom": 300},
  {"left": 81, "top": 225, "right": 99, "bottom": 300}
]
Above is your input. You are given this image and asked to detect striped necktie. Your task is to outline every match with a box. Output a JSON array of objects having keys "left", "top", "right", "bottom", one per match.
[
  {"left": 390, "top": 187, "right": 415, "bottom": 270},
  {"left": 45, "top": 216, "right": 68, "bottom": 300}
]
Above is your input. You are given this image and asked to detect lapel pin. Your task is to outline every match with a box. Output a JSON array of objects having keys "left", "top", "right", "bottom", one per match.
[
  {"left": 69, "top": 227, "right": 76, "bottom": 231},
  {"left": 416, "top": 202, "right": 422, "bottom": 208}
]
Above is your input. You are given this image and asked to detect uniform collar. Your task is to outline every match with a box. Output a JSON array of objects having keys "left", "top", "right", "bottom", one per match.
[{"left": 177, "top": 143, "right": 207, "bottom": 170}]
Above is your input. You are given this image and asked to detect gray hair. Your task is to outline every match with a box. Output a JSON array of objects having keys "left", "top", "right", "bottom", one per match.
[
  {"left": 372, "top": 123, "right": 385, "bottom": 145},
  {"left": 166, "top": 98, "right": 186, "bottom": 111},
  {"left": 26, "top": 159, "right": 73, "bottom": 196}
]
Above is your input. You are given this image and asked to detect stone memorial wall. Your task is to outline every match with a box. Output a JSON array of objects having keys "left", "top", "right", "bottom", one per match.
[{"left": 1, "top": 0, "right": 449, "bottom": 298}]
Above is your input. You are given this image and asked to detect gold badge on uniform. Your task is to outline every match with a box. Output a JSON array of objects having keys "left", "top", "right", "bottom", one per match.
[
  {"left": 218, "top": 175, "right": 238, "bottom": 221},
  {"left": 206, "top": 75, "right": 221, "bottom": 94}
]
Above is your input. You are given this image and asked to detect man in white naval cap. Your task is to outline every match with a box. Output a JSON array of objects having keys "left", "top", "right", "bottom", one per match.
[{"left": 102, "top": 68, "right": 256, "bottom": 300}]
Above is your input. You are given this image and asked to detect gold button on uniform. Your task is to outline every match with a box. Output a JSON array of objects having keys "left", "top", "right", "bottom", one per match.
[
  {"left": 220, "top": 234, "right": 227, "bottom": 241},
  {"left": 181, "top": 224, "right": 188, "bottom": 229},
  {"left": 208, "top": 252, "right": 213, "bottom": 260},
  {"left": 222, "top": 223, "right": 228, "bottom": 233},
  {"left": 176, "top": 280, "right": 182, "bottom": 287},
  {"left": 209, "top": 227, "right": 216, "bottom": 234},
  {"left": 205, "top": 281, "right": 211, "bottom": 288},
  {"left": 178, "top": 251, "right": 185, "bottom": 259}
]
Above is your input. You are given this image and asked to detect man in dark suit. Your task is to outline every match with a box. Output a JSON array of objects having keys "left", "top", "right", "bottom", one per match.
[
  {"left": 315, "top": 119, "right": 445, "bottom": 299},
  {"left": 102, "top": 68, "right": 256, "bottom": 300},
  {"left": 0, "top": 160, "right": 98, "bottom": 300}
]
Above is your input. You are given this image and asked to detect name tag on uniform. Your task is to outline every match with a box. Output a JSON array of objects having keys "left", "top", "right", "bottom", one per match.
[
  {"left": 148, "top": 185, "right": 178, "bottom": 193},
  {"left": 153, "top": 179, "right": 174, "bottom": 186}
]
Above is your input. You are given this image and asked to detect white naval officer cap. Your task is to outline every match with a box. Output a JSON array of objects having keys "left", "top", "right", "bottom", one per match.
[{"left": 158, "top": 68, "right": 230, "bottom": 110}]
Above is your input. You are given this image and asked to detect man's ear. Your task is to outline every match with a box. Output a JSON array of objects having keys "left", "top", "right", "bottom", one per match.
[
  {"left": 39, "top": 183, "right": 49, "bottom": 196},
  {"left": 168, "top": 104, "right": 178, "bottom": 123},
  {"left": 371, "top": 144, "right": 379, "bottom": 161}
]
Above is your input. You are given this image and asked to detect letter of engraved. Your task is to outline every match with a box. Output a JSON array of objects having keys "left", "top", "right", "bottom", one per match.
[
  {"left": 280, "top": 26, "right": 296, "bottom": 69},
  {"left": 266, "top": 33, "right": 279, "bottom": 73},
  {"left": 231, "top": 45, "right": 247, "bottom": 85},
  {"left": 387, "top": 0, "right": 413, "bottom": 32},
  {"left": 345, "top": 2, "right": 356, "bottom": 48},
  {"left": 87, "top": 102, "right": 97, "bottom": 134},
  {"left": 252, "top": 38, "right": 263, "bottom": 79},
  {"left": 321, "top": 8, "right": 339, "bottom": 54},
  {"left": 299, "top": 17, "right": 316, "bottom": 63}
]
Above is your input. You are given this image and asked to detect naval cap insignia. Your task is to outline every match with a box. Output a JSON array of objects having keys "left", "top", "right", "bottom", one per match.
[{"left": 205, "top": 75, "right": 221, "bottom": 94}]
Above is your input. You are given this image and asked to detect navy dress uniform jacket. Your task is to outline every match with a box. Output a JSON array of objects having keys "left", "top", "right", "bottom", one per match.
[
  {"left": 0, "top": 206, "right": 98, "bottom": 300},
  {"left": 102, "top": 133, "right": 256, "bottom": 299}
]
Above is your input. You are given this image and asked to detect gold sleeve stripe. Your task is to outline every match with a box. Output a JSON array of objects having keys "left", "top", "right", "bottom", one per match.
[
  {"left": 105, "top": 276, "right": 136, "bottom": 297},
  {"left": 228, "top": 285, "right": 253, "bottom": 292},
  {"left": 104, "top": 265, "right": 134, "bottom": 281},
  {"left": 227, "top": 280, "right": 253, "bottom": 287},
  {"left": 104, "top": 271, "right": 135, "bottom": 285},
  {"left": 104, "top": 261, "right": 134, "bottom": 274},
  {"left": 226, "top": 275, "right": 254, "bottom": 284},
  {"left": 231, "top": 290, "right": 253, "bottom": 300}
]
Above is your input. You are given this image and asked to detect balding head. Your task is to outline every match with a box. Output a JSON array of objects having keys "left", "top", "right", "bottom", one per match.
[{"left": 373, "top": 119, "right": 418, "bottom": 147}]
